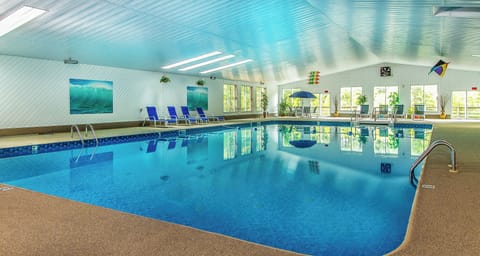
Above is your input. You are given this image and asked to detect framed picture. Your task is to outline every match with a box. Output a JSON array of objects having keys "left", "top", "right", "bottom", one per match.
[
  {"left": 380, "top": 66, "right": 392, "bottom": 77},
  {"left": 69, "top": 78, "right": 113, "bottom": 114},
  {"left": 187, "top": 86, "right": 208, "bottom": 110}
]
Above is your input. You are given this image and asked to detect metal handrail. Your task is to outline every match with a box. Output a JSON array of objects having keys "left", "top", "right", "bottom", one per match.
[
  {"left": 70, "top": 124, "right": 84, "bottom": 146},
  {"left": 410, "top": 139, "right": 457, "bottom": 187},
  {"left": 84, "top": 124, "right": 99, "bottom": 145}
]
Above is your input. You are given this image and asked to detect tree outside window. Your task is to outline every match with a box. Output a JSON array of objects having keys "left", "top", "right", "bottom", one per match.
[
  {"left": 341, "top": 87, "right": 362, "bottom": 111},
  {"left": 410, "top": 85, "right": 437, "bottom": 112},
  {"left": 239, "top": 85, "right": 252, "bottom": 112},
  {"left": 223, "top": 84, "right": 237, "bottom": 112}
]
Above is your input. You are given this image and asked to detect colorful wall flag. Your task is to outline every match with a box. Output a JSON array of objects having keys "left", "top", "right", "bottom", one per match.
[
  {"left": 308, "top": 71, "right": 320, "bottom": 84},
  {"left": 429, "top": 60, "right": 449, "bottom": 77}
]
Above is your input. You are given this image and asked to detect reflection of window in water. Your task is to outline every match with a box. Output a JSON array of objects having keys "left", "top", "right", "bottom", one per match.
[
  {"left": 373, "top": 128, "right": 399, "bottom": 155},
  {"left": 241, "top": 129, "right": 252, "bottom": 156},
  {"left": 410, "top": 129, "right": 431, "bottom": 156},
  {"left": 255, "top": 126, "right": 267, "bottom": 152},
  {"left": 223, "top": 131, "right": 237, "bottom": 160},
  {"left": 340, "top": 127, "right": 362, "bottom": 152},
  {"left": 311, "top": 126, "right": 330, "bottom": 144},
  {"left": 281, "top": 126, "right": 302, "bottom": 147}
]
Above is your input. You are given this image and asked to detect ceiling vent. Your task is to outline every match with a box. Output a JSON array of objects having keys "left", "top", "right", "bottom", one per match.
[{"left": 64, "top": 58, "right": 78, "bottom": 64}]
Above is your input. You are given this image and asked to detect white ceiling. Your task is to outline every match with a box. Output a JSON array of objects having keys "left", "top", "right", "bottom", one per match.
[{"left": 1, "top": 0, "right": 479, "bottom": 85}]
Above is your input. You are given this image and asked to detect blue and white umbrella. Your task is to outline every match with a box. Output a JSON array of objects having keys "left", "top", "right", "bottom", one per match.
[{"left": 289, "top": 91, "right": 317, "bottom": 99}]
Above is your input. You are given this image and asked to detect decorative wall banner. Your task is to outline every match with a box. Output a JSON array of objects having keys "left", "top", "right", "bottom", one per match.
[
  {"left": 308, "top": 71, "right": 320, "bottom": 84},
  {"left": 69, "top": 78, "right": 113, "bottom": 114},
  {"left": 187, "top": 86, "right": 208, "bottom": 111}
]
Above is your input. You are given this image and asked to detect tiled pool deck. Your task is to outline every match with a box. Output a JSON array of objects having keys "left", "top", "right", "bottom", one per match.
[{"left": 1, "top": 118, "right": 479, "bottom": 255}]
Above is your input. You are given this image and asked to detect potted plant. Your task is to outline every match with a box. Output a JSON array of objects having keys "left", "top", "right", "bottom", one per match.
[
  {"left": 439, "top": 95, "right": 448, "bottom": 119},
  {"left": 278, "top": 100, "right": 290, "bottom": 116},
  {"left": 388, "top": 92, "right": 400, "bottom": 108},
  {"left": 332, "top": 95, "right": 339, "bottom": 117},
  {"left": 160, "top": 75, "right": 171, "bottom": 83},
  {"left": 261, "top": 93, "right": 269, "bottom": 118},
  {"left": 356, "top": 94, "right": 367, "bottom": 105},
  {"left": 196, "top": 79, "right": 205, "bottom": 86}
]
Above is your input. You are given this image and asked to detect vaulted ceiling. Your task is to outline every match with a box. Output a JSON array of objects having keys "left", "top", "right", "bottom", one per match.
[{"left": 0, "top": 0, "right": 479, "bottom": 85}]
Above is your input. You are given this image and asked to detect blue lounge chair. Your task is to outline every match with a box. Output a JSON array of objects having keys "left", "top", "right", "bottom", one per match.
[
  {"left": 412, "top": 104, "right": 425, "bottom": 120},
  {"left": 167, "top": 106, "right": 195, "bottom": 125},
  {"left": 375, "top": 104, "right": 389, "bottom": 120},
  {"left": 143, "top": 106, "right": 177, "bottom": 127},
  {"left": 181, "top": 106, "right": 207, "bottom": 124},
  {"left": 356, "top": 104, "right": 370, "bottom": 119},
  {"left": 196, "top": 107, "right": 225, "bottom": 122},
  {"left": 393, "top": 104, "right": 405, "bottom": 119}
]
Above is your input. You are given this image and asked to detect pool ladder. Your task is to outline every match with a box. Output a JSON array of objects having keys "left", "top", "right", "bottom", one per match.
[
  {"left": 410, "top": 139, "right": 457, "bottom": 187},
  {"left": 70, "top": 124, "right": 99, "bottom": 146}
]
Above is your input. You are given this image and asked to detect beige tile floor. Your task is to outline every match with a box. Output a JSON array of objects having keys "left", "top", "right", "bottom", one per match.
[{"left": 1, "top": 118, "right": 479, "bottom": 255}]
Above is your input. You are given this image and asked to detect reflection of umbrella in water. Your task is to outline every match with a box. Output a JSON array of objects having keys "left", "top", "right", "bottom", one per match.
[
  {"left": 289, "top": 139, "right": 317, "bottom": 148},
  {"left": 289, "top": 91, "right": 317, "bottom": 116}
]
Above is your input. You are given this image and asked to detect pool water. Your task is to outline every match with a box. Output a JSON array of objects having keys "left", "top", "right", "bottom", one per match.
[{"left": 0, "top": 124, "right": 432, "bottom": 255}]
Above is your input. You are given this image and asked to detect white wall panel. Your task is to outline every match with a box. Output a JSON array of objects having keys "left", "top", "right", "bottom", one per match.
[{"left": 0, "top": 55, "right": 228, "bottom": 129}]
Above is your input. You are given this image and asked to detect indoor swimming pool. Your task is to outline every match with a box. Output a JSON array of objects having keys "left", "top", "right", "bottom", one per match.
[{"left": 0, "top": 122, "right": 432, "bottom": 255}]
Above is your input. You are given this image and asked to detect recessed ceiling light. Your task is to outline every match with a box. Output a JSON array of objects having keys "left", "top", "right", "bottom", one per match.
[
  {"left": 472, "top": 54, "right": 480, "bottom": 57},
  {"left": 200, "top": 59, "right": 253, "bottom": 74},
  {"left": 179, "top": 54, "right": 235, "bottom": 71},
  {"left": 162, "top": 51, "right": 222, "bottom": 69},
  {"left": 0, "top": 6, "right": 47, "bottom": 37}
]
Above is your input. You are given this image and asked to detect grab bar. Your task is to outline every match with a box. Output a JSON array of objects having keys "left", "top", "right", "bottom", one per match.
[
  {"left": 70, "top": 125, "right": 84, "bottom": 146},
  {"left": 410, "top": 139, "right": 457, "bottom": 187},
  {"left": 84, "top": 124, "right": 99, "bottom": 145}
]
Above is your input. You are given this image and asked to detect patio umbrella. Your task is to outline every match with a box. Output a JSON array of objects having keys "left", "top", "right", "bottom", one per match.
[
  {"left": 289, "top": 91, "right": 317, "bottom": 116},
  {"left": 289, "top": 91, "right": 317, "bottom": 99}
]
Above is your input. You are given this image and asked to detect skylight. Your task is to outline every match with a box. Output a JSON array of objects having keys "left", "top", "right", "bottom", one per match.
[
  {"left": 162, "top": 51, "right": 222, "bottom": 69},
  {"left": 200, "top": 59, "right": 253, "bottom": 74}
]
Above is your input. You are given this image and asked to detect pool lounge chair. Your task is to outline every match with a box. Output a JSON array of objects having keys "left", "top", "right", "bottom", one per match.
[
  {"left": 181, "top": 106, "right": 207, "bottom": 124},
  {"left": 374, "top": 104, "right": 389, "bottom": 120},
  {"left": 393, "top": 104, "right": 405, "bottom": 119},
  {"left": 412, "top": 104, "right": 425, "bottom": 120},
  {"left": 167, "top": 106, "right": 195, "bottom": 125},
  {"left": 143, "top": 106, "right": 177, "bottom": 127},
  {"left": 196, "top": 107, "right": 225, "bottom": 122},
  {"left": 356, "top": 104, "right": 370, "bottom": 119}
]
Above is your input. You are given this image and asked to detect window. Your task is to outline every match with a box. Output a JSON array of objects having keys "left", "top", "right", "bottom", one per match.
[
  {"left": 340, "top": 87, "right": 362, "bottom": 111},
  {"left": 339, "top": 127, "right": 362, "bottom": 152},
  {"left": 240, "top": 129, "right": 252, "bottom": 155},
  {"left": 282, "top": 88, "right": 301, "bottom": 107},
  {"left": 410, "top": 85, "right": 438, "bottom": 112},
  {"left": 223, "top": 84, "right": 237, "bottom": 112},
  {"left": 255, "top": 87, "right": 266, "bottom": 112},
  {"left": 452, "top": 91, "right": 480, "bottom": 119},
  {"left": 311, "top": 93, "right": 330, "bottom": 116},
  {"left": 373, "top": 128, "right": 398, "bottom": 155},
  {"left": 373, "top": 86, "right": 398, "bottom": 108},
  {"left": 239, "top": 85, "right": 252, "bottom": 112}
]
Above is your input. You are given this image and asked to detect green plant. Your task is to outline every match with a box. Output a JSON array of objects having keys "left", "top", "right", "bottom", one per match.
[
  {"left": 388, "top": 92, "right": 399, "bottom": 107},
  {"left": 261, "top": 93, "right": 269, "bottom": 112},
  {"left": 279, "top": 100, "right": 290, "bottom": 116},
  {"left": 356, "top": 95, "right": 367, "bottom": 105},
  {"left": 196, "top": 79, "right": 205, "bottom": 86},
  {"left": 160, "top": 75, "right": 170, "bottom": 83}
]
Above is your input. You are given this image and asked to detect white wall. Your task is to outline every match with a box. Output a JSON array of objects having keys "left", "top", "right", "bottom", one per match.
[
  {"left": 0, "top": 55, "right": 271, "bottom": 129},
  {"left": 278, "top": 63, "right": 480, "bottom": 115}
]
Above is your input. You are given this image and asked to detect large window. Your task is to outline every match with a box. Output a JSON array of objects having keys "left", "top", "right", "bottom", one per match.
[
  {"left": 312, "top": 93, "right": 330, "bottom": 116},
  {"left": 340, "top": 87, "right": 362, "bottom": 111},
  {"left": 452, "top": 91, "right": 480, "bottom": 119},
  {"left": 255, "top": 87, "right": 266, "bottom": 112},
  {"left": 410, "top": 85, "right": 438, "bottom": 112},
  {"left": 282, "top": 88, "right": 301, "bottom": 107},
  {"left": 373, "top": 86, "right": 398, "bottom": 108},
  {"left": 223, "top": 84, "right": 237, "bottom": 112},
  {"left": 239, "top": 85, "right": 252, "bottom": 112}
]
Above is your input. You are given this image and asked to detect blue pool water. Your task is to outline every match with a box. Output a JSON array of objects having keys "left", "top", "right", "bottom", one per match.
[{"left": 0, "top": 123, "right": 432, "bottom": 255}]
